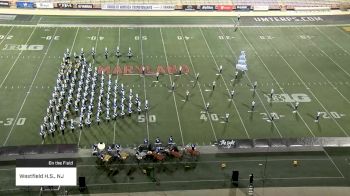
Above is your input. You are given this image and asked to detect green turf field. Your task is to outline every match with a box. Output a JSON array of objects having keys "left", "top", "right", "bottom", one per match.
[
  {"left": 0, "top": 15, "right": 349, "bottom": 194},
  {"left": 0, "top": 23, "right": 349, "bottom": 148}
]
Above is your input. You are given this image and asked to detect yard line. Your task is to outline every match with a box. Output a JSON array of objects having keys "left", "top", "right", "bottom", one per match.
[
  {"left": 159, "top": 28, "right": 185, "bottom": 146},
  {"left": 70, "top": 27, "right": 80, "bottom": 52},
  {"left": 205, "top": 28, "right": 250, "bottom": 138},
  {"left": 285, "top": 32, "right": 350, "bottom": 104},
  {"left": 247, "top": 73, "right": 283, "bottom": 137},
  {"left": 180, "top": 28, "right": 218, "bottom": 141},
  {"left": 113, "top": 27, "right": 121, "bottom": 144},
  {"left": 315, "top": 26, "right": 350, "bottom": 55},
  {"left": 296, "top": 27, "right": 350, "bottom": 78},
  {"left": 203, "top": 27, "right": 282, "bottom": 138},
  {"left": 235, "top": 24, "right": 315, "bottom": 137},
  {"left": 139, "top": 28, "right": 150, "bottom": 141},
  {"left": 3, "top": 28, "right": 59, "bottom": 146},
  {"left": 0, "top": 27, "right": 37, "bottom": 88},
  {"left": 0, "top": 26, "right": 14, "bottom": 47},
  {"left": 179, "top": 27, "right": 218, "bottom": 141},
  {"left": 323, "top": 148, "right": 345, "bottom": 178},
  {"left": 257, "top": 27, "right": 349, "bottom": 137},
  {"left": 335, "top": 26, "right": 350, "bottom": 38},
  {"left": 78, "top": 27, "right": 99, "bottom": 147}
]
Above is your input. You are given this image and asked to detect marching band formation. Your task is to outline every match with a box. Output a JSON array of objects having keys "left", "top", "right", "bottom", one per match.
[{"left": 39, "top": 47, "right": 146, "bottom": 140}]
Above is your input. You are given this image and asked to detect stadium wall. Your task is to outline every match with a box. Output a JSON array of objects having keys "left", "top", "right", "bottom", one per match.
[{"left": 0, "top": 0, "right": 349, "bottom": 13}]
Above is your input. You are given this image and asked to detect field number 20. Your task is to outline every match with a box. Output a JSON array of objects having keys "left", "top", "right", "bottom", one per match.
[
  {"left": 0, "top": 35, "right": 13, "bottom": 40},
  {"left": 319, "top": 112, "right": 344, "bottom": 119}
]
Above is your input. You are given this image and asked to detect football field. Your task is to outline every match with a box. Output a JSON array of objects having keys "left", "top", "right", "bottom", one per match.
[{"left": 0, "top": 19, "right": 350, "bottom": 149}]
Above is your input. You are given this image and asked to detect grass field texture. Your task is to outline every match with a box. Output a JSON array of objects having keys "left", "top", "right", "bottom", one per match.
[{"left": 0, "top": 25, "right": 349, "bottom": 148}]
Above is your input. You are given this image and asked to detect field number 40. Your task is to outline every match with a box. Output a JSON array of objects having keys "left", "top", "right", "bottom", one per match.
[{"left": 200, "top": 113, "right": 219, "bottom": 121}]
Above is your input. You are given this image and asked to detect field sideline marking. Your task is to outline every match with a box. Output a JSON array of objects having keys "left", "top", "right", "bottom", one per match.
[
  {"left": 1, "top": 23, "right": 349, "bottom": 28},
  {"left": 296, "top": 27, "right": 350, "bottom": 78},
  {"left": 139, "top": 28, "right": 150, "bottom": 141},
  {"left": 3, "top": 28, "right": 59, "bottom": 146},
  {"left": 282, "top": 28, "right": 350, "bottom": 104},
  {"left": 113, "top": 27, "right": 121, "bottom": 144},
  {"left": 178, "top": 27, "right": 218, "bottom": 141},
  {"left": 235, "top": 22, "right": 317, "bottom": 137},
  {"left": 0, "top": 27, "right": 37, "bottom": 88},
  {"left": 85, "top": 175, "right": 344, "bottom": 187},
  {"left": 159, "top": 28, "right": 185, "bottom": 146},
  {"left": 323, "top": 148, "right": 345, "bottom": 178},
  {"left": 257, "top": 27, "right": 349, "bottom": 137},
  {"left": 202, "top": 27, "right": 251, "bottom": 139},
  {"left": 78, "top": 27, "right": 99, "bottom": 147},
  {"left": 0, "top": 157, "right": 333, "bottom": 170}
]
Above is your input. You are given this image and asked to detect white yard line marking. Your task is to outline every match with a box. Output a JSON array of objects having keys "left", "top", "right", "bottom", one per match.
[
  {"left": 179, "top": 27, "right": 218, "bottom": 141},
  {"left": 323, "top": 148, "right": 345, "bottom": 178},
  {"left": 0, "top": 27, "right": 37, "bottom": 88},
  {"left": 37, "top": 16, "right": 42, "bottom": 24},
  {"left": 286, "top": 35, "right": 350, "bottom": 104},
  {"left": 236, "top": 23, "right": 315, "bottom": 137},
  {"left": 315, "top": 26, "right": 350, "bottom": 55},
  {"left": 258, "top": 27, "right": 348, "bottom": 137},
  {"left": 217, "top": 28, "right": 253, "bottom": 138},
  {"left": 3, "top": 28, "right": 59, "bottom": 146},
  {"left": 139, "top": 28, "right": 150, "bottom": 141},
  {"left": 70, "top": 27, "right": 80, "bottom": 52},
  {"left": 159, "top": 28, "right": 185, "bottom": 146},
  {"left": 113, "top": 27, "right": 121, "bottom": 144},
  {"left": 0, "top": 26, "right": 14, "bottom": 47},
  {"left": 296, "top": 27, "right": 350, "bottom": 78}
]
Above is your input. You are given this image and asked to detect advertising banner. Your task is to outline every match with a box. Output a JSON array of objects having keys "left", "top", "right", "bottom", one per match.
[
  {"left": 200, "top": 5, "right": 215, "bottom": 10},
  {"left": 36, "top": 2, "right": 54, "bottom": 9},
  {"left": 56, "top": 3, "right": 74, "bottom": 9},
  {"left": 235, "top": 5, "right": 251, "bottom": 11},
  {"left": 151, "top": 5, "right": 175, "bottom": 10},
  {"left": 101, "top": 4, "right": 174, "bottom": 10},
  {"left": 253, "top": 5, "right": 269, "bottom": 11},
  {"left": 215, "top": 5, "right": 233, "bottom": 11},
  {"left": 0, "top": 1, "right": 10, "bottom": 7},
  {"left": 16, "top": 2, "right": 34, "bottom": 8},
  {"left": 77, "top": 4, "right": 94, "bottom": 9},
  {"left": 183, "top": 5, "right": 197, "bottom": 11}
]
